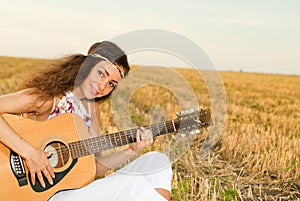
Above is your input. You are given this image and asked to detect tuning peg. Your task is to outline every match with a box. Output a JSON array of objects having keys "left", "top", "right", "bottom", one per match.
[
  {"left": 195, "top": 129, "right": 203, "bottom": 134},
  {"left": 180, "top": 133, "right": 186, "bottom": 138},
  {"left": 190, "top": 130, "right": 196, "bottom": 135},
  {"left": 176, "top": 112, "right": 180, "bottom": 117}
]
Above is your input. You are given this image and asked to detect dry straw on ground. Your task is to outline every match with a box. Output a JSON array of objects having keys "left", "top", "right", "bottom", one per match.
[{"left": 1, "top": 56, "right": 299, "bottom": 200}]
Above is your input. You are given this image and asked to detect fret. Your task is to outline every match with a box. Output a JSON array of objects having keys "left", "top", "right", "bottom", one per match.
[
  {"left": 95, "top": 136, "right": 101, "bottom": 153},
  {"left": 86, "top": 140, "right": 92, "bottom": 155},
  {"left": 174, "top": 119, "right": 182, "bottom": 131},
  {"left": 156, "top": 123, "right": 161, "bottom": 136},
  {"left": 91, "top": 138, "right": 97, "bottom": 153},
  {"left": 75, "top": 141, "right": 81, "bottom": 158},
  {"left": 107, "top": 134, "right": 114, "bottom": 148},
  {"left": 80, "top": 141, "right": 87, "bottom": 157},
  {"left": 118, "top": 132, "right": 124, "bottom": 146},
  {"left": 114, "top": 133, "right": 119, "bottom": 147},
  {"left": 82, "top": 140, "right": 87, "bottom": 155},
  {"left": 165, "top": 121, "right": 174, "bottom": 133},
  {"left": 102, "top": 135, "right": 109, "bottom": 151},
  {"left": 94, "top": 137, "right": 100, "bottom": 153},
  {"left": 164, "top": 121, "right": 168, "bottom": 134},
  {"left": 149, "top": 124, "right": 157, "bottom": 137},
  {"left": 67, "top": 114, "right": 196, "bottom": 159},
  {"left": 97, "top": 136, "right": 106, "bottom": 152},
  {"left": 108, "top": 134, "right": 117, "bottom": 147},
  {"left": 86, "top": 138, "right": 94, "bottom": 154},
  {"left": 171, "top": 120, "right": 177, "bottom": 132},
  {"left": 118, "top": 132, "right": 123, "bottom": 146},
  {"left": 69, "top": 142, "right": 76, "bottom": 159},
  {"left": 131, "top": 129, "right": 136, "bottom": 142},
  {"left": 159, "top": 122, "right": 165, "bottom": 135},
  {"left": 126, "top": 130, "right": 134, "bottom": 143},
  {"left": 116, "top": 133, "right": 122, "bottom": 147},
  {"left": 76, "top": 141, "right": 81, "bottom": 157},
  {"left": 112, "top": 134, "right": 117, "bottom": 147},
  {"left": 155, "top": 122, "right": 162, "bottom": 136},
  {"left": 123, "top": 131, "right": 129, "bottom": 145}
]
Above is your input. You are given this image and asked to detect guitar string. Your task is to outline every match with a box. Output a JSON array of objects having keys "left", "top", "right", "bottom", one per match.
[
  {"left": 44, "top": 125, "right": 174, "bottom": 160},
  {"left": 42, "top": 116, "right": 207, "bottom": 161},
  {"left": 43, "top": 119, "right": 207, "bottom": 161},
  {"left": 43, "top": 121, "right": 178, "bottom": 161}
]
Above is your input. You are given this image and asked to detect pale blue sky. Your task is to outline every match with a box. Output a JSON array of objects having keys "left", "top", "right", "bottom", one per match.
[{"left": 0, "top": 0, "right": 299, "bottom": 75}]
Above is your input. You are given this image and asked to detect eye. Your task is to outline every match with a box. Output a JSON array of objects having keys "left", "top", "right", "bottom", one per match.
[
  {"left": 98, "top": 70, "right": 104, "bottom": 77},
  {"left": 108, "top": 81, "right": 116, "bottom": 88}
]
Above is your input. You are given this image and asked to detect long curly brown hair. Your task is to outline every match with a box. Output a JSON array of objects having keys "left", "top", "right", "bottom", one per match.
[{"left": 20, "top": 41, "right": 130, "bottom": 102}]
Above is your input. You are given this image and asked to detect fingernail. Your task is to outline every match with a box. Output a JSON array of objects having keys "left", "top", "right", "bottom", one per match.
[
  {"left": 42, "top": 183, "right": 46, "bottom": 188},
  {"left": 50, "top": 180, "right": 53, "bottom": 185},
  {"left": 52, "top": 174, "right": 55, "bottom": 179}
]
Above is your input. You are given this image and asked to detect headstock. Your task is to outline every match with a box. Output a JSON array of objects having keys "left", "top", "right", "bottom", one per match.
[{"left": 175, "top": 107, "right": 212, "bottom": 137}]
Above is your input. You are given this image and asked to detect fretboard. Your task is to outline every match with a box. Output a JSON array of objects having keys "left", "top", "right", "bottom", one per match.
[{"left": 69, "top": 119, "right": 180, "bottom": 159}]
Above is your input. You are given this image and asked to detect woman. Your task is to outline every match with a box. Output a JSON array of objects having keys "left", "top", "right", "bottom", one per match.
[{"left": 0, "top": 41, "right": 172, "bottom": 200}]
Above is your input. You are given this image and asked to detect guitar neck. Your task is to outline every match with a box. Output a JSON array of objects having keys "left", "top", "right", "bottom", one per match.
[{"left": 69, "top": 119, "right": 179, "bottom": 159}]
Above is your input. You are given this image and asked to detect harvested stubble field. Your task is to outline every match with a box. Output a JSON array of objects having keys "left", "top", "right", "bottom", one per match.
[{"left": 0, "top": 56, "right": 299, "bottom": 200}]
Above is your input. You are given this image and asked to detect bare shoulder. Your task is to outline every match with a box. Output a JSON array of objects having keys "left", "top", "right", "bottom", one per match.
[{"left": 0, "top": 88, "right": 53, "bottom": 115}]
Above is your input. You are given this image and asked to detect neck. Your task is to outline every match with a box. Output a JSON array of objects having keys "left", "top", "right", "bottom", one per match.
[
  {"left": 68, "top": 119, "right": 179, "bottom": 159},
  {"left": 71, "top": 88, "right": 87, "bottom": 100}
]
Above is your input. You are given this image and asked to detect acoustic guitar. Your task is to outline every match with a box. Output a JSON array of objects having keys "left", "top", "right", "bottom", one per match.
[{"left": 0, "top": 108, "right": 212, "bottom": 201}]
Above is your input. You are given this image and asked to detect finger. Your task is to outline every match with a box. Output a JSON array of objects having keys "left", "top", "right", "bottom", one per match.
[
  {"left": 141, "top": 127, "right": 148, "bottom": 138},
  {"left": 45, "top": 151, "right": 52, "bottom": 158},
  {"left": 141, "top": 127, "right": 150, "bottom": 140},
  {"left": 142, "top": 130, "right": 151, "bottom": 140},
  {"left": 140, "top": 127, "right": 150, "bottom": 137},
  {"left": 37, "top": 172, "right": 46, "bottom": 188},
  {"left": 42, "top": 168, "right": 53, "bottom": 185},
  {"left": 145, "top": 128, "right": 153, "bottom": 138},
  {"left": 47, "top": 165, "right": 55, "bottom": 179},
  {"left": 136, "top": 130, "right": 141, "bottom": 142},
  {"left": 44, "top": 152, "right": 55, "bottom": 178},
  {"left": 150, "top": 137, "right": 153, "bottom": 144},
  {"left": 31, "top": 172, "right": 36, "bottom": 186},
  {"left": 145, "top": 130, "right": 153, "bottom": 144}
]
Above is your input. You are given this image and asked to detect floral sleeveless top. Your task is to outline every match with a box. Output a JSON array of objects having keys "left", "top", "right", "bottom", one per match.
[{"left": 48, "top": 91, "right": 92, "bottom": 134}]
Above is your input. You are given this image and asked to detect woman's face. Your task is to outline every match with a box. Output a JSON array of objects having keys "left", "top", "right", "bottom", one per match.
[{"left": 73, "top": 60, "right": 125, "bottom": 99}]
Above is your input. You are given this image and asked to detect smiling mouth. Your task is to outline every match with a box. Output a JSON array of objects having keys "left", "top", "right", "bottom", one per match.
[{"left": 90, "top": 85, "right": 100, "bottom": 96}]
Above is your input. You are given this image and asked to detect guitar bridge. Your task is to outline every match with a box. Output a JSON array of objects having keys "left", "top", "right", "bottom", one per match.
[{"left": 10, "top": 151, "right": 28, "bottom": 187}]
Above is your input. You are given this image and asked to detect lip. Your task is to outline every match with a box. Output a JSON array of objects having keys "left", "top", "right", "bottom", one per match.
[{"left": 90, "top": 84, "right": 100, "bottom": 97}]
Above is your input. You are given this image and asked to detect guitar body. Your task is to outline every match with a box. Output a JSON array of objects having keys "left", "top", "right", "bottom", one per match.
[{"left": 0, "top": 113, "right": 96, "bottom": 201}]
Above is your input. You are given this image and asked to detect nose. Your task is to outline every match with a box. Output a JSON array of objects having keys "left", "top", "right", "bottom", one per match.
[{"left": 97, "top": 77, "right": 108, "bottom": 91}]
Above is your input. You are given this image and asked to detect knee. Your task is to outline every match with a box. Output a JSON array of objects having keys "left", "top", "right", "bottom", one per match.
[
  {"left": 145, "top": 151, "right": 171, "bottom": 164},
  {"left": 144, "top": 151, "right": 172, "bottom": 174}
]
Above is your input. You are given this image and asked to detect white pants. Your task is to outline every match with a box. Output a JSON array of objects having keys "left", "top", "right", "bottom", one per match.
[{"left": 49, "top": 151, "right": 172, "bottom": 201}]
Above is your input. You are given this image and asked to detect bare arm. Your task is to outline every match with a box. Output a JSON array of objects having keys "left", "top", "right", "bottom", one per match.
[
  {"left": 0, "top": 89, "right": 55, "bottom": 187},
  {"left": 88, "top": 104, "right": 153, "bottom": 177}
]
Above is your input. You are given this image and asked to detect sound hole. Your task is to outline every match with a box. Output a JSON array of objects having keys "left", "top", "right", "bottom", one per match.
[{"left": 44, "top": 141, "right": 69, "bottom": 168}]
